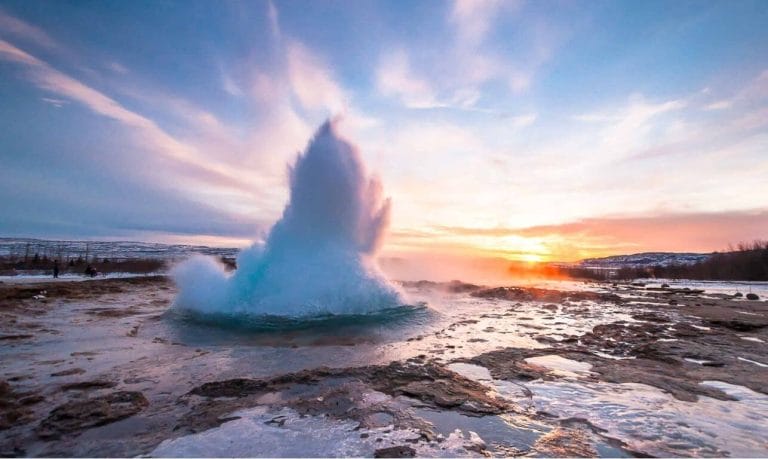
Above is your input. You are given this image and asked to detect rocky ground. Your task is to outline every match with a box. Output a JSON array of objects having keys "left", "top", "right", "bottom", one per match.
[{"left": 0, "top": 276, "right": 766, "bottom": 457}]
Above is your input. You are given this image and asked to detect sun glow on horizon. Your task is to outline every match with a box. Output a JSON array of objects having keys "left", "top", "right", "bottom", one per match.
[{"left": 518, "top": 253, "right": 545, "bottom": 263}]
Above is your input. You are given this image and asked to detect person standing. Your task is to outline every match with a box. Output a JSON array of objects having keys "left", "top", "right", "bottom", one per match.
[{"left": 53, "top": 260, "right": 60, "bottom": 279}]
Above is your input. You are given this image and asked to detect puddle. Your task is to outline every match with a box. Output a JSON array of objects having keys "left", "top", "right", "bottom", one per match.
[
  {"left": 152, "top": 406, "right": 488, "bottom": 457},
  {"left": 415, "top": 408, "right": 551, "bottom": 456}
]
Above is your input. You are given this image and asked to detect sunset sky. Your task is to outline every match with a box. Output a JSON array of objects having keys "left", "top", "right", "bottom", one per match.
[{"left": 1, "top": 0, "right": 767, "bottom": 262}]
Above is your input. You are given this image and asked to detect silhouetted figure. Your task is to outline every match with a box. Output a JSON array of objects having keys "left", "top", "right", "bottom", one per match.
[
  {"left": 53, "top": 260, "right": 60, "bottom": 279},
  {"left": 85, "top": 264, "right": 97, "bottom": 278}
]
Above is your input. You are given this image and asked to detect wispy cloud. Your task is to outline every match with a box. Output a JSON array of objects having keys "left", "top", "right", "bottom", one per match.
[
  {"left": 450, "top": 0, "right": 554, "bottom": 95},
  {"left": 449, "top": 0, "right": 506, "bottom": 47},
  {"left": 266, "top": 0, "right": 281, "bottom": 39},
  {"left": 0, "top": 39, "right": 253, "bottom": 194},
  {"left": 41, "top": 96, "right": 68, "bottom": 107},
  {"left": 705, "top": 100, "right": 732, "bottom": 111},
  {"left": 107, "top": 61, "right": 128, "bottom": 74},
  {"left": 376, "top": 50, "right": 440, "bottom": 109},
  {"left": 0, "top": 7, "right": 58, "bottom": 50},
  {"left": 376, "top": 0, "right": 556, "bottom": 111},
  {"left": 702, "top": 68, "right": 768, "bottom": 112},
  {"left": 286, "top": 40, "right": 347, "bottom": 113},
  {"left": 574, "top": 95, "right": 687, "bottom": 157},
  {"left": 509, "top": 113, "right": 537, "bottom": 129}
]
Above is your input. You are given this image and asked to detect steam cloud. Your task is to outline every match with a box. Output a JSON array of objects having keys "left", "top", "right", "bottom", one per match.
[{"left": 172, "top": 119, "right": 403, "bottom": 316}]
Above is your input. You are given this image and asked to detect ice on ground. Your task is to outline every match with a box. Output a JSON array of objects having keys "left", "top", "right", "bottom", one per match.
[
  {"left": 740, "top": 336, "right": 765, "bottom": 343},
  {"left": 524, "top": 355, "right": 594, "bottom": 377},
  {"left": 447, "top": 362, "right": 494, "bottom": 382},
  {"left": 737, "top": 356, "right": 768, "bottom": 367},
  {"left": 526, "top": 380, "right": 768, "bottom": 457}
]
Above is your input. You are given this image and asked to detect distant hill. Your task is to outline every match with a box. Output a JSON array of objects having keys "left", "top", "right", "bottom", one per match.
[
  {"left": 573, "top": 242, "right": 767, "bottom": 281},
  {"left": 579, "top": 252, "right": 712, "bottom": 268},
  {"left": 0, "top": 237, "right": 239, "bottom": 261}
]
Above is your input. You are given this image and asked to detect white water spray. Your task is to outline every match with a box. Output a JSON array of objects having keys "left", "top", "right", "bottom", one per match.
[{"left": 173, "top": 119, "right": 403, "bottom": 316}]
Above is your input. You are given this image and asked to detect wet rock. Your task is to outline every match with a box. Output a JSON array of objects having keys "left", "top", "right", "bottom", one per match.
[
  {"left": 583, "top": 357, "right": 734, "bottom": 402},
  {"left": 398, "top": 280, "right": 482, "bottom": 294},
  {"left": 534, "top": 427, "right": 597, "bottom": 458},
  {"left": 746, "top": 293, "right": 760, "bottom": 300},
  {"left": 51, "top": 368, "right": 85, "bottom": 377},
  {"left": 187, "top": 360, "right": 509, "bottom": 422},
  {"left": 37, "top": 391, "right": 148, "bottom": 439},
  {"left": 466, "top": 348, "right": 552, "bottom": 382},
  {"left": 85, "top": 307, "right": 143, "bottom": 318},
  {"left": 0, "top": 380, "right": 37, "bottom": 430},
  {"left": 374, "top": 445, "right": 416, "bottom": 458},
  {"left": 471, "top": 286, "right": 622, "bottom": 304},
  {"left": 19, "top": 395, "right": 45, "bottom": 406},
  {"left": 61, "top": 380, "right": 117, "bottom": 391},
  {"left": 173, "top": 398, "right": 252, "bottom": 434},
  {"left": 632, "top": 343, "right": 681, "bottom": 364},
  {"left": 363, "top": 411, "right": 395, "bottom": 428},
  {"left": 632, "top": 312, "right": 670, "bottom": 323},
  {"left": 673, "top": 323, "right": 707, "bottom": 338},
  {"left": 363, "top": 361, "right": 508, "bottom": 415},
  {"left": 708, "top": 319, "right": 768, "bottom": 332},
  {"left": 71, "top": 351, "right": 99, "bottom": 357},
  {"left": 470, "top": 344, "right": 737, "bottom": 403},
  {"left": 189, "top": 378, "right": 268, "bottom": 398},
  {"left": 445, "top": 280, "right": 483, "bottom": 294},
  {"left": 579, "top": 322, "right": 668, "bottom": 357},
  {"left": 0, "top": 334, "right": 34, "bottom": 341}
]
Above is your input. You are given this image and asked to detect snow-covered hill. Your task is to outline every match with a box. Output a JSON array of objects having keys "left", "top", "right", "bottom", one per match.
[
  {"left": 579, "top": 252, "right": 711, "bottom": 268},
  {"left": 0, "top": 237, "right": 239, "bottom": 261}
]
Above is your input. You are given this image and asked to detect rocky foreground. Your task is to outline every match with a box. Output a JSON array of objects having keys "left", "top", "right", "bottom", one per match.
[{"left": 0, "top": 276, "right": 767, "bottom": 457}]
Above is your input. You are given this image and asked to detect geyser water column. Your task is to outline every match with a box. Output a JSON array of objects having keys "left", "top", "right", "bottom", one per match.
[{"left": 172, "top": 119, "right": 403, "bottom": 317}]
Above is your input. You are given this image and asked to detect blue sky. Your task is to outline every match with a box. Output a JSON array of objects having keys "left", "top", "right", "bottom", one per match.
[{"left": 1, "top": 0, "right": 767, "bottom": 260}]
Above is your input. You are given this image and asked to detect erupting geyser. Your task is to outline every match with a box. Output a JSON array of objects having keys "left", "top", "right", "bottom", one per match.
[{"left": 172, "top": 119, "right": 403, "bottom": 317}]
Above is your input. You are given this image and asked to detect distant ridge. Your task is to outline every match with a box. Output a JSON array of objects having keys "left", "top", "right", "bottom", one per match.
[
  {"left": 579, "top": 252, "right": 712, "bottom": 268},
  {"left": 0, "top": 237, "right": 239, "bottom": 260}
]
